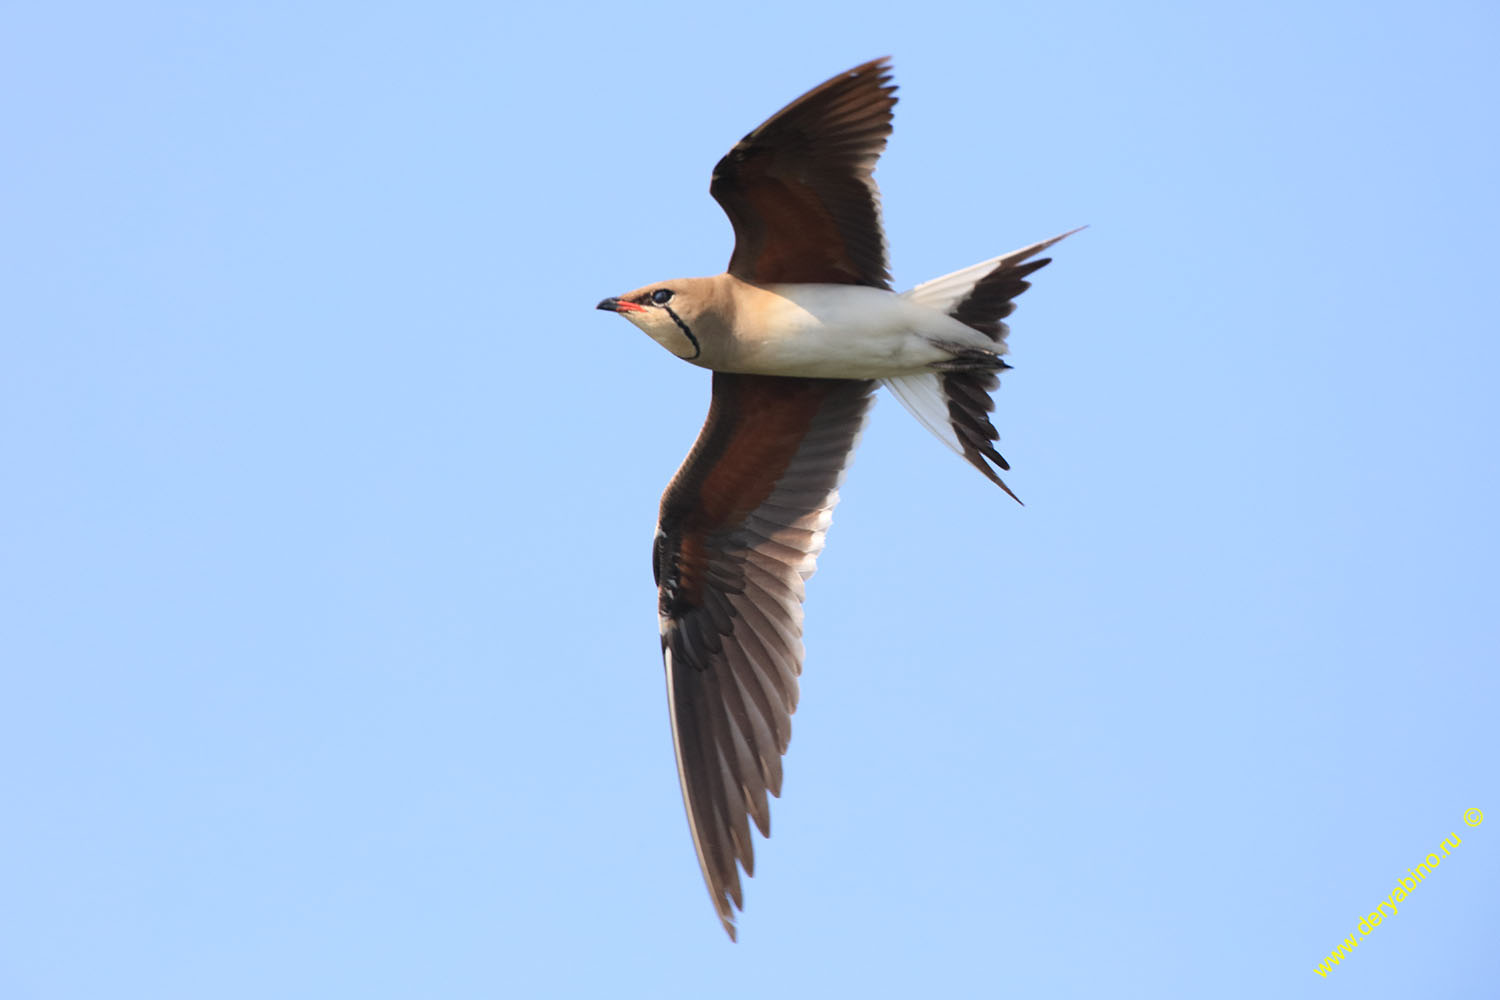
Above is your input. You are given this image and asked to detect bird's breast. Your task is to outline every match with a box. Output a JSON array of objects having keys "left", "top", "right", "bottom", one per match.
[{"left": 717, "top": 283, "right": 959, "bottom": 379}]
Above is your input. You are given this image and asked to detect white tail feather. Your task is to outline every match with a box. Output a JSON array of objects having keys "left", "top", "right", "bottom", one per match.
[
  {"left": 899, "top": 229, "right": 1080, "bottom": 314},
  {"left": 881, "top": 373, "right": 965, "bottom": 457}
]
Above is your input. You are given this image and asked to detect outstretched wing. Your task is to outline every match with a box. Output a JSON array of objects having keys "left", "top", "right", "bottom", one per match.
[
  {"left": 654, "top": 373, "right": 875, "bottom": 939},
  {"left": 710, "top": 58, "right": 897, "bottom": 289}
]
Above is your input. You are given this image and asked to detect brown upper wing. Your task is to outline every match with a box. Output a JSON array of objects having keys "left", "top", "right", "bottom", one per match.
[
  {"left": 710, "top": 58, "right": 897, "bottom": 289},
  {"left": 653, "top": 373, "right": 875, "bottom": 940}
]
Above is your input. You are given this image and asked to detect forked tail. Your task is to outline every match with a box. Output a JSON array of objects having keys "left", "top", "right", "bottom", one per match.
[{"left": 881, "top": 228, "right": 1080, "bottom": 502}]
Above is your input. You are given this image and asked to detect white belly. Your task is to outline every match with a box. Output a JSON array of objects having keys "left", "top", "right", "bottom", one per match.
[{"left": 718, "top": 283, "right": 991, "bottom": 379}]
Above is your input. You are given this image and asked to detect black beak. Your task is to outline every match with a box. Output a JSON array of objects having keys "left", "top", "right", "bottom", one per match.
[{"left": 597, "top": 296, "right": 646, "bottom": 315}]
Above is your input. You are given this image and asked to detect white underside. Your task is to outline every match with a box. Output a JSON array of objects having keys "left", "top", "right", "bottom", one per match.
[{"left": 724, "top": 283, "right": 998, "bottom": 379}]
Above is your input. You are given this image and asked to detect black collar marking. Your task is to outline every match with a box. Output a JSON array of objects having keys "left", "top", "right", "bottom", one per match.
[{"left": 663, "top": 305, "right": 701, "bottom": 360}]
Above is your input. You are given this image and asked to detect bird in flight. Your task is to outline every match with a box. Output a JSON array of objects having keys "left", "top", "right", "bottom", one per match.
[{"left": 597, "top": 57, "right": 1075, "bottom": 940}]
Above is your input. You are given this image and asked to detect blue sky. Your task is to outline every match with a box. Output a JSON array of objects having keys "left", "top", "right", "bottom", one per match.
[{"left": 3, "top": 2, "right": 1497, "bottom": 997}]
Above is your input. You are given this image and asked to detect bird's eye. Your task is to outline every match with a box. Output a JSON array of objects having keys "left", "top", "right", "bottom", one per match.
[{"left": 651, "top": 289, "right": 674, "bottom": 305}]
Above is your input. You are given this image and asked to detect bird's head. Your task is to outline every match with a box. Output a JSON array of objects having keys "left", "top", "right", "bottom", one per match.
[{"left": 596, "top": 278, "right": 722, "bottom": 363}]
